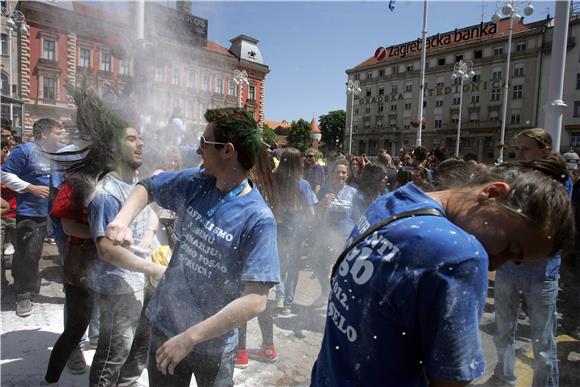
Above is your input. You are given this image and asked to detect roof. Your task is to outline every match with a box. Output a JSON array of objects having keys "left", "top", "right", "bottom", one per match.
[
  {"left": 206, "top": 40, "right": 234, "bottom": 57},
  {"left": 263, "top": 119, "right": 291, "bottom": 129},
  {"left": 353, "top": 18, "right": 537, "bottom": 70},
  {"left": 310, "top": 118, "right": 321, "bottom": 133}
]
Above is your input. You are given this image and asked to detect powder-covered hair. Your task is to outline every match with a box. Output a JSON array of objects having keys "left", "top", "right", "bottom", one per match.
[{"left": 205, "top": 108, "right": 261, "bottom": 171}]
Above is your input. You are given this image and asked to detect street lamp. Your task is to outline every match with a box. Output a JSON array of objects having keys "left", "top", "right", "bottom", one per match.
[
  {"left": 1, "top": 6, "right": 28, "bottom": 131},
  {"left": 233, "top": 69, "right": 249, "bottom": 108},
  {"left": 491, "top": 0, "right": 534, "bottom": 163},
  {"left": 451, "top": 59, "right": 475, "bottom": 158},
  {"left": 346, "top": 79, "right": 361, "bottom": 155}
]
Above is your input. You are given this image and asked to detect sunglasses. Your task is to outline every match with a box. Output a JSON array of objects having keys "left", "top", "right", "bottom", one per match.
[{"left": 199, "top": 135, "right": 226, "bottom": 149}]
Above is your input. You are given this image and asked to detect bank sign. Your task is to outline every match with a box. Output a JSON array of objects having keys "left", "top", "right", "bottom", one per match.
[{"left": 375, "top": 22, "right": 498, "bottom": 60}]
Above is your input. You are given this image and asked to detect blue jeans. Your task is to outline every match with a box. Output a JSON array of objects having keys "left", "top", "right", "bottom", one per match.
[
  {"left": 89, "top": 289, "right": 150, "bottom": 387},
  {"left": 276, "top": 236, "right": 301, "bottom": 308},
  {"left": 148, "top": 326, "right": 235, "bottom": 387},
  {"left": 493, "top": 270, "right": 559, "bottom": 387}
]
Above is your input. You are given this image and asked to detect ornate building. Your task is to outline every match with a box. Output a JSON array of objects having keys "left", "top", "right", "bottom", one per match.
[
  {"left": 14, "top": 0, "right": 269, "bottom": 138},
  {"left": 346, "top": 15, "right": 580, "bottom": 162}
]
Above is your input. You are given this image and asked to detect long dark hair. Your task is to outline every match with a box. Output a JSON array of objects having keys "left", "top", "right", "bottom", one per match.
[
  {"left": 274, "top": 148, "right": 304, "bottom": 212},
  {"left": 358, "top": 163, "right": 387, "bottom": 207}
]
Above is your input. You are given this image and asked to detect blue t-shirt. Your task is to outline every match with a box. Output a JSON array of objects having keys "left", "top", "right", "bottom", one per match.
[
  {"left": 88, "top": 173, "right": 151, "bottom": 295},
  {"left": 277, "top": 178, "right": 318, "bottom": 236},
  {"left": 2, "top": 142, "right": 52, "bottom": 217},
  {"left": 312, "top": 183, "right": 488, "bottom": 386},
  {"left": 318, "top": 184, "right": 358, "bottom": 241},
  {"left": 145, "top": 168, "right": 280, "bottom": 355}
]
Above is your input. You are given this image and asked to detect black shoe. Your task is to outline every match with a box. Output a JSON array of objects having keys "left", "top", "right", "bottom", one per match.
[{"left": 16, "top": 293, "right": 32, "bottom": 317}]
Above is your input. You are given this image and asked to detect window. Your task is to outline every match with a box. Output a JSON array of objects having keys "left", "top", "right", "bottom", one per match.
[
  {"left": 379, "top": 69, "right": 385, "bottom": 77},
  {"left": 391, "top": 84, "right": 398, "bottom": 94},
  {"left": 377, "top": 121, "right": 383, "bottom": 128},
  {"left": 1, "top": 72, "right": 8, "bottom": 95},
  {"left": 452, "top": 96, "right": 461, "bottom": 105},
  {"left": 79, "top": 47, "right": 91, "bottom": 68},
  {"left": 406, "top": 64, "right": 414, "bottom": 72},
  {"left": 438, "top": 58, "right": 446, "bottom": 66},
  {"left": 491, "top": 88, "right": 501, "bottom": 102},
  {"left": 202, "top": 74, "right": 210, "bottom": 91},
  {"left": 451, "top": 114, "right": 459, "bottom": 124},
  {"left": 43, "top": 39, "right": 56, "bottom": 60},
  {"left": 172, "top": 68, "right": 180, "bottom": 85},
  {"left": 574, "top": 101, "right": 580, "bottom": 117},
  {"left": 390, "top": 104, "right": 397, "bottom": 111},
  {"left": 403, "top": 124, "right": 410, "bottom": 130},
  {"left": 215, "top": 78, "right": 223, "bottom": 94},
  {"left": 366, "top": 89, "right": 371, "bottom": 97},
  {"left": 354, "top": 74, "right": 360, "bottom": 81},
  {"left": 490, "top": 111, "right": 499, "bottom": 121},
  {"left": 404, "top": 102, "right": 412, "bottom": 110},
  {"left": 494, "top": 47, "right": 504, "bottom": 56},
  {"left": 472, "top": 95, "right": 480, "bottom": 104},
  {"left": 366, "top": 72, "right": 373, "bottom": 79},
  {"left": 43, "top": 77, "right": 56, "bottom": 102},
  {"left": 228, "top": 79, "right": 236, "bottom": 96},
  {"left": 492, "top": 70, "right": 502, "bottom": 80},
  {"left": 516, "top": 41, "right": 527, "bottom": 52},
  {"left": 354, "top": 108, "right": 359, "bottom": 115},
  {"left": 378, "top": 105, "right": 384, "bottom": 112},
  {"left": 365, "top": 107, "right": 371, "bottom": 114},
  {"left": 510, "top": 112, "right": 521, "bottom": 125},
  {"left": 436, "top": 81, "right": 444, "bottom": 88},
  {"left": 576, "top": 74, "right": 580, "bottom": 89},
  {"left": 154, "top": 67, "right": 164, "bottom": 82},
  {"left": 100, "top": 51, "right": 111, "bottom": 72},
  {"left": 392, "top": 66, "right": 399, "bottom": 75},
  {"left": 405, "top": 82, "right": 412, "bottom": 92},
  {"left": 120, "top": 60, "right": 130, "bottom": 76},
  {"left": 514, "top": 64, "right": 525, "bottom": 77},
  {"left": 378, "top": 87, "right": 384, "bottom": 95},
  {"left": 435, "top": 99, "right": 443, "bottom": 107},
  {"left": 423, "top": 100, "right": 427, "bottom": 108},
  {"left": 1, "top": 34, "right": 7, "bottom": 56},
  {"left": 469, "top": 112, "right": 479, "bottom": 123},
  {"left": 453, "top": 77, "right": 462, "bottom": 86},
  {"left": 364, "top": 121, "right": 371, "bottom": 129},
  {"left": 473, "top": 73, "right": 481, "bottom": 82},
  {"left": 455, "top": 55, "right": 463, "bottom": 62},
  {"left": 434, "top": 119, "right": 442, "bottom": 128},
  {"left": 248, "top": 85, "right": 255, "bottom": 100},
  {"left": 188, "top": 70, "right": 196, "bottom": 88},
  {"left": 571, "top": 132, "right": 580, "bottom": 147},
  {"left": 473, "top": 50, "right": 483, "bottom": 59},
  {"left": 512, "top": 84, "right": 523, "bottom": 99}
]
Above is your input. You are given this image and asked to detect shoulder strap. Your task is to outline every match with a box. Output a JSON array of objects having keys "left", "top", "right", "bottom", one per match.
[{"left": 330, "top": 207, "right": 444, "bottom": 281}]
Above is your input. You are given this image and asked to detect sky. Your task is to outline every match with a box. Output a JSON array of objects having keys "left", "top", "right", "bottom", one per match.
[
  {"left": 188, "top": 0, "right": 556, "bottom": 122},
  {"left": 91, "top": 0, "right": 557, "bottom": 122}
]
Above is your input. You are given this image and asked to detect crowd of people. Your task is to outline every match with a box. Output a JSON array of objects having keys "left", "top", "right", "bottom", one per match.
[{"left": 1, "top": 84, "right": 580, "bottom": 386}]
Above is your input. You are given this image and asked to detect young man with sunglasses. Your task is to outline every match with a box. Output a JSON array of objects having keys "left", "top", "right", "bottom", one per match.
[
  {"left": 304, "top": 148, "right": 325, "bottom": 195},
  {"left": 106, "top": 107, "right": 280, "bottom": 387}
]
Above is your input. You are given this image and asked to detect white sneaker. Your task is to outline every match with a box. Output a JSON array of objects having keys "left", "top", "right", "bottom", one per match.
[{"left": 4, "top": 243, "right": 14, "bottom": 255}]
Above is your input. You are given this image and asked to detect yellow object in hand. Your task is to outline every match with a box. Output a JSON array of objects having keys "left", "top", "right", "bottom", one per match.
[{"left": 151, "top": 245, "right": 172, "bottom": 267}]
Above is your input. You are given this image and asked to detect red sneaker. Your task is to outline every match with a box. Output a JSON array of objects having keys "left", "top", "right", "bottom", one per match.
[
  {"left": 248, "top": 344, "right": 279, "bottom": 362},
  {"left": 234, "top": 349, "right": 249, "bottom": 369}
]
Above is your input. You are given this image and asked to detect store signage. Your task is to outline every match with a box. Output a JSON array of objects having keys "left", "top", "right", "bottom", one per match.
[
  {"left": 375, "top": 22, "right": 498, "bottom": 60},
  {"left": 358, "top": 80, "right": 506, "bottom": 105}
]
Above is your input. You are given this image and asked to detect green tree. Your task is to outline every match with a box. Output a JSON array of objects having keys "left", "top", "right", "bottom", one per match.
[
  {"left": 286, "top": 118, "right": 312, "bottom": 153},
  {"left": 319, "top": 110, "right": 346, "bottom": 152},
  {"left": 261, "top": 122, "right": 277, "bottom": 148}
]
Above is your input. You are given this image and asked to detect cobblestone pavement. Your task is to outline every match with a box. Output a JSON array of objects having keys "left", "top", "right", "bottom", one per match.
[{"left": 1, "top": 244, "right": 579, "bottom": 386}]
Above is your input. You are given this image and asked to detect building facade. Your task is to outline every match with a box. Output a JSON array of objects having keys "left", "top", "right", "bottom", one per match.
[
  {"left": 346, "top": 14, "right": 580, "bottom": 162},
  {"left": 13, "top": 0, "right": 268, "bottom": 139}
]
